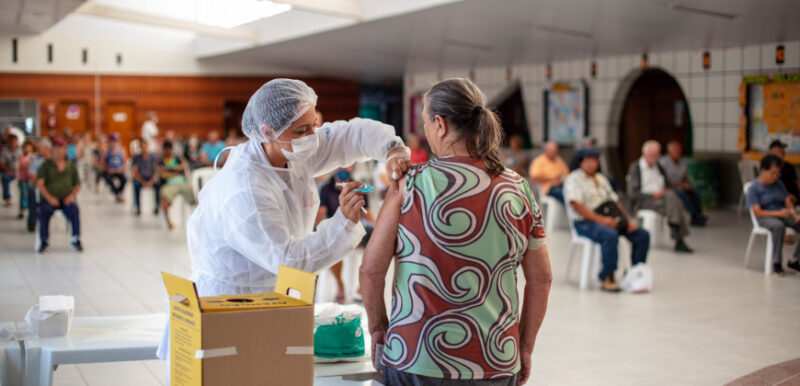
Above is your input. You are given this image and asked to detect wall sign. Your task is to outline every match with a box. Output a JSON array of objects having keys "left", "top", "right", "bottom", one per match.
[
  {"left": 543, "top": 81, "right": 588, "bottom": 145},
  {"left": 65, "top": 104, "right": 81, "bottom": 120},
  {"left": 744, "top": 72, "right": 800, "bottom": 153}
]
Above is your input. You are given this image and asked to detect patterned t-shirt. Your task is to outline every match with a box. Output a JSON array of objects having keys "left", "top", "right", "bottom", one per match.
[{"left": 383, "top": 156, "right": 546, "bottom": 380}]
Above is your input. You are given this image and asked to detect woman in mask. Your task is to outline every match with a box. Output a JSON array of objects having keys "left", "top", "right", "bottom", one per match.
[{"left": 157, "top": 79, "right": 410, "bottom": 375}]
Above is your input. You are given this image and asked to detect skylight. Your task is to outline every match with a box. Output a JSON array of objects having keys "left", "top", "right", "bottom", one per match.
[{"left": 91, "top": 0, "right": 292, "bottom": 28}]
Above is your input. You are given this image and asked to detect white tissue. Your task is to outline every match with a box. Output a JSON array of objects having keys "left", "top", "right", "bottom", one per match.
[{"left": 25, "top": 295, "right": 75, "bottom": 337}]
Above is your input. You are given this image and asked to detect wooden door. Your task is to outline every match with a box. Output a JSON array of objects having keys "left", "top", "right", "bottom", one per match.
[
  {"left": 106, "top": 101, "right": 136, "bottom": 147},
  {"left": 57, "top": 101, "right": 88, "bottom": 137},
  {"left": 618, "top": 69, "right": 689, "bottom": 189}
]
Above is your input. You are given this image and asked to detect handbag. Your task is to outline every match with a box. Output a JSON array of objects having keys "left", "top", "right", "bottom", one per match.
[{"left": 594, "top": 200, "right": 628, "bottom": 233}]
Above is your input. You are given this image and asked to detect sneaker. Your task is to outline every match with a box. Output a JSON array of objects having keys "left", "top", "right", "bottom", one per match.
[
  {"left": 153, "top": 208, "right": 159, "bottom": 216},
  {"left": 134, "top": 207, "right": 141, "bottom": 216},
  {"left": 38, "top": 240, "right": 49, "bottom": 253},
  {"left": 773, "top": 264, "right": 785, "bottom": 277},
  {"left": 17, "top": 213, "right": 24, "bottom": 219},
  {"left": 675, "top": 240, "right": 694, "bottom": 253},
  {"left": 26, "top": 223, "right": 35, "bottom": 233},
  {"left": 71, "top": 240, "right": 83, "bottom": 252},
  {"left": 690, "top": 215, "right": 708, "bottom": 227},
  {"left": 787, "top": 260, "right": 800, "bottom": 272},
  {"left": 601, "top": 275, "right": 621, "bottom": 292}
]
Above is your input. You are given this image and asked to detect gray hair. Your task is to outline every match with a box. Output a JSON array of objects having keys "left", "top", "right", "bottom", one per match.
[
  {"left": 38, "top": 138, "right": 52, "bottom": 148},
  {"left": 425, "top": 78, "right": 505, "bottom": 175},
  {"left": 642, "top": 140, "right": 661, "bottom": 154}
]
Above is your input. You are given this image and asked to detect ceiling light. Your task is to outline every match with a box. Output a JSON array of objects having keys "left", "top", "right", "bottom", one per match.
[
  {"left": 669, "top": 3, "right": 740, "bottom": 20},
  {"left": 536, "top": 25, "right": 594, "bottom": 39}
]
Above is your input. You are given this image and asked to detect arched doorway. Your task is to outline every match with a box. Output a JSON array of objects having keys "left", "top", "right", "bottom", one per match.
[{"left": 617, "top": 69, "right": 691, "bottom": 183}]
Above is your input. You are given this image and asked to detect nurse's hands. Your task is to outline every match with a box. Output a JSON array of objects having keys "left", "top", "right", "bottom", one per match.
[
  {"left": 385, "top": 148, "right": 411, "bottom": 193},
  {"left": 339, "top": 181, "right": 366, "bottom": 224}
]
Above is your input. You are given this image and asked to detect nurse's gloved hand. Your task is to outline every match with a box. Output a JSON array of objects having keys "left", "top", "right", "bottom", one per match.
[
  {"left": 385, "top": 148, "right": 411, "bottom": 193},
  {"left": 339, "top": 181, "right": 366, "bottom": 224}
]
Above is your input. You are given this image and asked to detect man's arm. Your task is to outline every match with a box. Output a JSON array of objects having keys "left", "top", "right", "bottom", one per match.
[
  {"left": 752, "top": 204, "right": 788, "bottom": 218},
  {"left": 37, "top": 178, "right": 59, "bottom": 206},
  {"left": 518, "top": 245, "right": 552, "bottom": 385},
  {"left": 132, "top": 164, "right": 144, "bottom": 183},
  {"left": 570, "top": 200, "right": 614, "bottom": 226}
]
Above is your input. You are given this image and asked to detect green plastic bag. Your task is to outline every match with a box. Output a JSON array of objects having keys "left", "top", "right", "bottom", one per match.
[{"left": 313, "top": 305, "right": 365, "bottom": 362}]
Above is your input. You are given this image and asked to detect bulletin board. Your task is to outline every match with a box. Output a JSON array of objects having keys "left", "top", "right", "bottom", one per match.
[
  {"left": 741, "top": 73, "right": 800, "bottom": 161},
  {"left": 543, "top": 81, "right": 588, "bottom": 145}
]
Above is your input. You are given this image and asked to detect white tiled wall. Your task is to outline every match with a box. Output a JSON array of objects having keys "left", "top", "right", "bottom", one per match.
[{"left": 404, "top": 40, "right": 800, "bottom": 154}]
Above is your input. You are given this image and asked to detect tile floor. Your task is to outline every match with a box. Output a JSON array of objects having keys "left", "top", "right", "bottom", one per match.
[{"left": 1, "top": 188, "right": 799, "bottom": 385}]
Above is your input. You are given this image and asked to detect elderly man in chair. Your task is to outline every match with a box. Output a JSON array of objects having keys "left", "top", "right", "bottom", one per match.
[{"left": 627, "top": 140, "right": 693, "bottom": 253}]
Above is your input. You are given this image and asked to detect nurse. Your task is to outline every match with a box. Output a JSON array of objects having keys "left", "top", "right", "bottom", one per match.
[{"left": 156, "top": 79, "right": 410, "bottom": 369}]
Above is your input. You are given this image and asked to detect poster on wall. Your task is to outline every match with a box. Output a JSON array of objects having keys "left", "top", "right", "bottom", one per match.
[
  {"left": 746, "top": 73, "right": 800, "bottom": 153},
  {"left": 543, "top": 81, "right": 588, "bottom": 145}
]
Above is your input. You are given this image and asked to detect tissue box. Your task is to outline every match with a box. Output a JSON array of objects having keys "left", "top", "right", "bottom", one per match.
[
  {"left": 25, "top": 295, "right": 75, "bottom": 337},
  {"left": 162, "top": 266, "right": 317, "bottom": 386}
]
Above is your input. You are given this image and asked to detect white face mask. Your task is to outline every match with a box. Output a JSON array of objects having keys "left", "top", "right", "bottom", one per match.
[{"left": 280, "top": 133, "right": 319, "bottom": 162}]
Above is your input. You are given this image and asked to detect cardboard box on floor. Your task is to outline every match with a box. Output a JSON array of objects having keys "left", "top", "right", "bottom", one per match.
[{"left": 162, "top": 265, "right": 318, "bottom": 386}]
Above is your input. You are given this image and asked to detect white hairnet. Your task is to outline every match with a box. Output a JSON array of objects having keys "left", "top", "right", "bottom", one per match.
[{"left": 241, "top": 78, "right": 318, "bottom": 143}]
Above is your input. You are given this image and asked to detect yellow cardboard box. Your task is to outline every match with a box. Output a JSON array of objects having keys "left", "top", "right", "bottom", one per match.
[{"left": 162, "top": 266, "right": 317, "bottom": 386}]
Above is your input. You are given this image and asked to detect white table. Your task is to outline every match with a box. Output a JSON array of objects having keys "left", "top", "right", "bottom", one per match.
[
  {"left": 315, "top": 360, "right": 378, "bottom": 381},
  {"left": 1, "top": 321, "right": 24, "bottom": 386},
  {"left": 20, "top": 310, "right": 380, "bottom": 386},
  {"left": 21, "top": 313, "right": 165, "bottom": 386}
]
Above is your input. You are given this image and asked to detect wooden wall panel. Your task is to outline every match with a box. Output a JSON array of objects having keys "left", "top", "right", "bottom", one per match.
[{"left": 0, "top": 73, "right": 361, "bottom": 146}]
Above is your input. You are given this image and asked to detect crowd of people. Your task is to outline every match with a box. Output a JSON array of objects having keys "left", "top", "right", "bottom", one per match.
[
  {"left": 3, "top": 77, "right": 797, "bottom": 385},
  {"left": 0, "top": 113, "right": 248, "bottom": 252}
]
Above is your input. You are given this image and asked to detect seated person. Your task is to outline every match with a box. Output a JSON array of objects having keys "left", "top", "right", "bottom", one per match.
[
  {"left": 159, "top": 141, "right": 196, "bottom": 229},
  {"left": 659, "top": 140, "right": 708, "bottom": 226},
  {"left": 503, "top": 134, "right": 531, "bottom": 176},
  {"left": 200, "top": 130, "right": 226, "bottom": 167},
  {"left": 0, "top": 133, "right": 19, "bottom": 207},
  {"left": 529, "top": 140, "right": 569, "bottom": 203},
  {"left": 569, "top": 137, "right": 599, "bottom": 171},
  {"left": 360, "top": 78, "right": 552, "bottom": 386},
  {"left": 566, "top": 148, "right": 650, "bottom": 292},
  {"left": 316, "top": 168, "right": 376, "bottom": 304},
  {"left": 36, "top": 138, "right": 82, "bottom": 252},
  {"left": 131, "top": 140, "right": 160, "bottom": 216},
  {"left": 27, "top": 139, "right": 51, "bottom": 232},
  {"left": 103, "top": 133, "right": 127, "bottom": 203},
  {"left": 746, "top": 154, "right": 800, "bottom": 276},
  {"left": 767, "top": 140, "right": 800, "bottom": 203},
  {"left": 628, "top": 140, "right": 692, "bottom": 253}
]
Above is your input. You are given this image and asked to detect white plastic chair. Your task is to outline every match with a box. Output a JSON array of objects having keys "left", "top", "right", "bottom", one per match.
[
  {"left": 636, "top": 209, "right": 666, "bottom": 248},
  {"left": 563, "top": 183, "right": 602, "bottom": 290},
  {"left": 190, "top": 167, "right": 217, "bottom": 200},
  {"left": 738, "top": 160, "right": 759, "bottom": 216},
  {"left": 743, "top": 182, "right": 775, "bottom": 275},
  {"left": 535, "top": 183, "right": 566, "bottom": 235}
]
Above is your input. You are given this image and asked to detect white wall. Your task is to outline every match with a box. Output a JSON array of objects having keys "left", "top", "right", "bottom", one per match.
[
  {"left": 0, "top": 14, "right": 306, "bottom": 76},
  {"left": 404, "top": 41, "right": 800, "bottom": 154}
]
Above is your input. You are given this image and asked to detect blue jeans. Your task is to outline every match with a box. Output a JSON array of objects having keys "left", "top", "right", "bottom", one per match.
[
  {"left": 574, "top": 220, "right": 650, "bottom": 280},
  {"left": 547, "top": 184, "right": 565, "bottom": 204},
  {"left": 18, "top": 180, "right": 30, "bottom": 213},
  {"left": 39, "top": 199, "right": 80, "bottom": 242},
  {"left": 28, "top": 186, "right": 38, "bottom": 229},
  {"left": 672, "top": 188, "right": 703, "bottom": 217},
  {"left": 133, "top": 179, "right": 160, "bottom": 211},
  {"left": 1, "top": 173, "right": 14, "bottom": 200}
]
